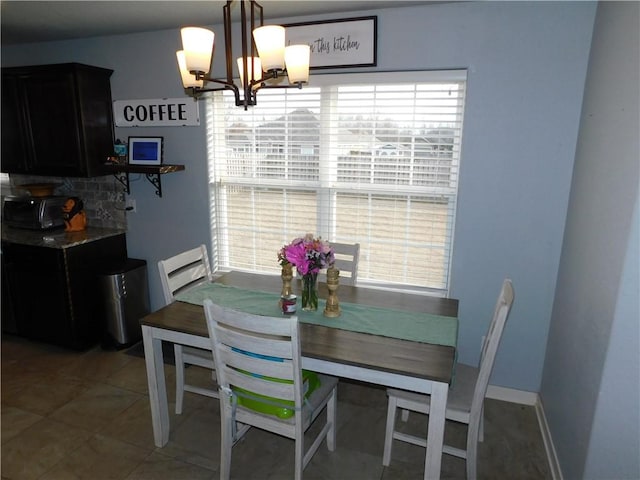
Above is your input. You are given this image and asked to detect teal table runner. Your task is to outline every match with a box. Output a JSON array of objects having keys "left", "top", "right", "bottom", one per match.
[{"left": 176, "top": 283, "right": 458, "bottom": 348}]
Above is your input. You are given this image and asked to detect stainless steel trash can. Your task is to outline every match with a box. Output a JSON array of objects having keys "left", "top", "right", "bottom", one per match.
[{"left": 99, "top": 258, "right": 150, "bottom": 349}]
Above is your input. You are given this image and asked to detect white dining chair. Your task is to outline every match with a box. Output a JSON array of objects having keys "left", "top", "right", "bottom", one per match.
[
  {"left": 203, "top": 299, "right": 338, "bottom": 480},
  {"left": 328, "top": 242, "right": 360, "bottom": 286},
  {"left": 158, "top": 244, "right": 218, "bottom": 414},
  {"left": 382, "top": 278, "right": 514, "bottom": 480}
]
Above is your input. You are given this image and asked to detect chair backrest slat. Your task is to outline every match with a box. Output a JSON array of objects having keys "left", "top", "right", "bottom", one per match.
[
  {"left": 216, "top": 328, "right": 294, "bottom": 361},
  {"left": 224, "top": 364, "right": 296, "bottom": 401},
  {"left": 220, "top": 346, "right": 294, "bottom": 383},
  {"left": 214, "top": 302, "right": 296, "bottom": 336},
  {"left": 158, "top": 244, "right": 212, "bottom": 304}
]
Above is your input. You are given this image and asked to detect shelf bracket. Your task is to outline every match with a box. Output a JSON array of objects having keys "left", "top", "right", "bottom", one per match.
[
  {"left": 145, "top": 173, "right": 163, "bottom": 197},
  {"left": 104, "top": 164, "right": 183, "bottom": 198},
  {"left": 112, "top": 172, "right": 130, "bottom": 195}
]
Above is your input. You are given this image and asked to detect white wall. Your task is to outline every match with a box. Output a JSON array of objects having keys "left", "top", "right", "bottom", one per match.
[
  {"left": 541, "top": 2, "right": 640, "bottom": 479},
  {"left": 1, "top": 1, "right": 597, "bottom": 393}
]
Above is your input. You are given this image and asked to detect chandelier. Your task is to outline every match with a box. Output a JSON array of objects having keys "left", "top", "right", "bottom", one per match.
[{"left": 176, "top": 0, "right": 310, "bottom": 109}]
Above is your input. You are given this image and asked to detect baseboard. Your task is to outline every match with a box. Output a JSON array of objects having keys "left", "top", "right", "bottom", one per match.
[
  {"left": 534, "top": 397, "right": 563, "bottom": 480},
  {"left": 485, "top": 385, "right": 563, "bottom": 480},
  {"left": 486, "top": 385, "right": 538, "bottom": 405}
]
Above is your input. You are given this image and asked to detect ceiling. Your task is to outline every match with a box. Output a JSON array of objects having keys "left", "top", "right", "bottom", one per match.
[{"left": 1, "top": 1, "right": 439, "bottom": 45}]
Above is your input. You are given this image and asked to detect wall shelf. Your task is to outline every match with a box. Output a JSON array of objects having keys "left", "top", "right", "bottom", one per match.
[{"left": 104, "top": 164, "right": 185, "bottom": 197}]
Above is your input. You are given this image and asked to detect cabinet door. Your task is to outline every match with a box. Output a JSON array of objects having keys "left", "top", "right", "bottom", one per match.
[
  {"left": 1, "top": 74, "right": 29, "bottom": 173},
  {"left": 22, "top": 71, "right": 85, "bottom": 176},
  {"left": 74, "top": 69, "right": 114, "bottom": 177},
  {"left": 2, "top": 244, "right": 72, "bottom": 347},
  {"left": 1, "top": 63, "right": 114, "bottom": 177},
  {"left": 1, "top": 253, "right": 18, "bottom": 334}
]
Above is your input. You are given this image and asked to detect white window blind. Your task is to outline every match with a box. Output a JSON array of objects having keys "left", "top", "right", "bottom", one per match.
[{"left": 206, "top": 70, "right": 466, "bottom": 294}]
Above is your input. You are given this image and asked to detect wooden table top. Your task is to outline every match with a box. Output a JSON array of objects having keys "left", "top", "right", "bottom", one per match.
[{"left": 141, "top": 271, "right": 459, "bottom": 384}]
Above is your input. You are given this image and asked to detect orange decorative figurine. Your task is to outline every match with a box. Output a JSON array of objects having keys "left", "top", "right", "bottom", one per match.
[{"left": 62, "top": 197, "right": 87, "bottom": 232}]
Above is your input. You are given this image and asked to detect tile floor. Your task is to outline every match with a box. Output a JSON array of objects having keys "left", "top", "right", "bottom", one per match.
[{"left": 1, "top": 334, "right": 552, "bottom": 479}]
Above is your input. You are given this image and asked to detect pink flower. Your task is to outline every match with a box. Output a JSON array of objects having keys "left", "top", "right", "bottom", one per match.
[
  {"left": 285, "top": 243, "right": 308, "bottom": 274},
  {"left": 278, "top": 234, "right": 335, "bottom": 275},
  {"left": 320, "top": 241, "right": 332, "bottom": 254}
]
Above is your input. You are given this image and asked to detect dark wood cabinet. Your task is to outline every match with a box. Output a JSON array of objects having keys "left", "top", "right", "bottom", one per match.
[
  {"left": 1, "top": 74, "right": 27, "bottom": 173},
  {"left": 2, "top": 233, "right": 127, "bottom": 350},
  {"left": 1, "top": 63, "right": 115, "bottom": 177}
]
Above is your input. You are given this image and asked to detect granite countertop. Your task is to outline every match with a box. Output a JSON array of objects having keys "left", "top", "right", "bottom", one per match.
[{"left": 1, "top": 225, "right": 126, "bottom": 249}]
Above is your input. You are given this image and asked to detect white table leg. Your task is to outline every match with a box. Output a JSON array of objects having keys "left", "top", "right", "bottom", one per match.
[
  {"left": 424, "top": 381, "right": 448, "bottom": 480},
  {"left": 142, "top": 325, "right": 170, "bottom": 447}
]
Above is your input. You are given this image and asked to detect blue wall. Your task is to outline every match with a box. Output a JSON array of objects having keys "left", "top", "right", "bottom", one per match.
[
  {"left": 1, "top": 1, "right": 597, "bottom": 394},
  {"left": 541, "top": 2, "right": 640, "bottom": 478}
]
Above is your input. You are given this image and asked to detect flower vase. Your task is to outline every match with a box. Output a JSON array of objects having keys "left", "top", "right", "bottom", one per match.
[{"left": 301, "top": 273, "right": 319, "bottom": 311}]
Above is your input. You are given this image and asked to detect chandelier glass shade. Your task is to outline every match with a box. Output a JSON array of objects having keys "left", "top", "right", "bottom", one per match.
[{"left": 176, "top": 0, "right": 310, "bottom": 109}]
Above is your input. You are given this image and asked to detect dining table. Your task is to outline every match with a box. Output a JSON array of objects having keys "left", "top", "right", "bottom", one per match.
[{"left": 140, "top": 270, "right": 459, "bottom": 480}]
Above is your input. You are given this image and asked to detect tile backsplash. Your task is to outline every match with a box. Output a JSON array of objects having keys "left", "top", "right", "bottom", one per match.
[{"left": 6, "top": 174, "right": 128, "bottom": 230}]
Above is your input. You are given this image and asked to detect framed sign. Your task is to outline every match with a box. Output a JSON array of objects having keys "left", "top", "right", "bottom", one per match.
[
  {"left": 284, "top": 16, "right": 377, "bottom": 70},
  {"left": 128, "top": 137, "right": 163, "bottom": 165},
  {"left": 113, "top": 98, "right": 200, "bottom": 127}
]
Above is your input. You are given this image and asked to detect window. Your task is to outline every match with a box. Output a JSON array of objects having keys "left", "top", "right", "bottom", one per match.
[{"left": 207, "top": 70, "right": 466, "bottom": 295}]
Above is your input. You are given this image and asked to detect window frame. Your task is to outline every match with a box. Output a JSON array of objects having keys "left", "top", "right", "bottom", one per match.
[{"left": 206, "top": 70, "right": 467, "bottom": 296}]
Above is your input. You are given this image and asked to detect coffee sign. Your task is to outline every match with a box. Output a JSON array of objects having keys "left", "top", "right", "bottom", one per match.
[{"left": 113, "top": 98, "right": 200, "bottom": 127}]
